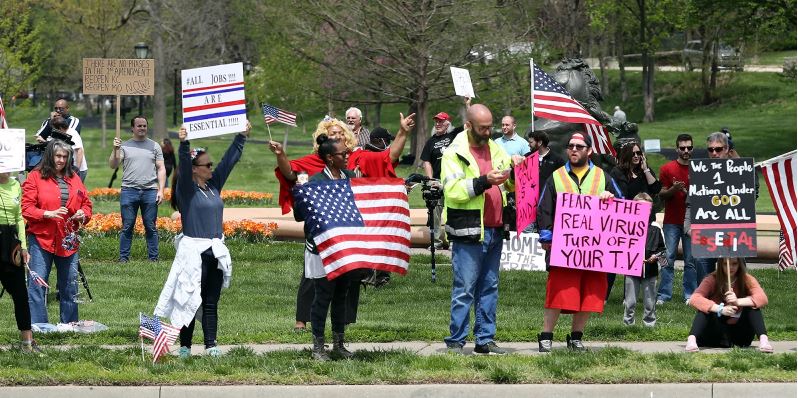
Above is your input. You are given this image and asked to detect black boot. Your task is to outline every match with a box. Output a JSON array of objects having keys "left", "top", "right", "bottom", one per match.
[
  {"left": 312, "top": 335, "right": 330, "bottom": 361},
  {"left": 332, "top": 332, "right": 354, "bottom": 359}
]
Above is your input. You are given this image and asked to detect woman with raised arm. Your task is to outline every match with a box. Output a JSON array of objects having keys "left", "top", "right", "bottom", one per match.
[{"left": 155, "top": 121, "right": 251, "bottom": 358}]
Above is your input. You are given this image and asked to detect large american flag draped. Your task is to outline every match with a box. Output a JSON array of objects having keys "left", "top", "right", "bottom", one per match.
[
  {"left": 262, "top": 103, "right": 297, "bottom": 127},
  {"left": 531, "top": 62, "right": 616, "bottom": 156},
  {"left": 759, "top": 151, "right": 797, "bottom": 270},
  {"left": 292, "top": 177, "right": 411, "bottom": 280},
  {"left": 139, "top": 313, "right": 180, "bottom": 362},
  {"left": 0, "top": 95, "right": 8, "bottom": 128}
]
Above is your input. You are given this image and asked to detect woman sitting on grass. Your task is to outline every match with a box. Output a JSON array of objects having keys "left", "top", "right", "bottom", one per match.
[
  {"left": 685, "top": 257, "right": 773, "bottom": 353},
  {"left": 155, "top": 121, "right": 251, "bottom": 358}
]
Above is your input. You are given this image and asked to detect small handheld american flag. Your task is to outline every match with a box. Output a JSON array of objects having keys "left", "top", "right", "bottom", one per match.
[
  {"left": 28, "top": 268, "right": 49, "bottom": 288},
  {"left": 139, "top": 313, "right": 180, "bottom": 362},
  {"left": 262, "top": 103, "right": 297, "bottom": 127}
]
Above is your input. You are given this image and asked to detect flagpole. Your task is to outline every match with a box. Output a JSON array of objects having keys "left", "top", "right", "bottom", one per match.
[
  {"left": 726, "top": 257, "right": 732, "bottom": 292},
  {"left": 755, "top": 150, "right": 797, "bottom": 168},
  {"left": 530, "top": 58, "right": 535, "bottom": 131},
  {"left": 266, "top": 122, "right": 273, "bottom": 142}
]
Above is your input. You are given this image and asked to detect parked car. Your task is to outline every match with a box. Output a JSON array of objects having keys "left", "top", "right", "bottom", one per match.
[{"left": 682, "top": 40, "right": 743, "bottom": 71}]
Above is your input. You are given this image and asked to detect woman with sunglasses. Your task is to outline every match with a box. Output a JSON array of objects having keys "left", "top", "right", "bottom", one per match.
[
  {"left": 0, "top": 171, "right": 37, "bottom": 353},
  {"left": 605, "top": 141, "right": 662, "bottom": 299},
  {"left": 156, "top": 120, "right": 251, "bottom": 358},
  {"left": 22, "top": 140, "right": 92, "bottom": 327}
]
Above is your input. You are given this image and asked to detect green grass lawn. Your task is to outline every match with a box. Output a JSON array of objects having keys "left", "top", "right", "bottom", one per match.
[
  {"left": 0, "top": 237, "right": 794, "bottom": 385},
  {"left": 0, "top": 238, "right": 794, "bottom": 346},
  {"left": 747, "top": 50, "right": 796, "bottom": 65}
]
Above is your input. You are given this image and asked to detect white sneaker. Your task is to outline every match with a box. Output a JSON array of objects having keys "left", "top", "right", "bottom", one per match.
[{"left": 655, "top": 299, "right": 665, "bottom": 305}]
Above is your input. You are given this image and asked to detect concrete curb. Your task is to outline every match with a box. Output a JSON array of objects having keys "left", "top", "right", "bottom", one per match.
[{"left": 2, "top": 383, "right": 795, "bottom": 398}]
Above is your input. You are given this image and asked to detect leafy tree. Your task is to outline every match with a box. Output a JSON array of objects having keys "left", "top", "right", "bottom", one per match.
[{"left": 0, "top": 0, "right": 46, "bottom": 100}]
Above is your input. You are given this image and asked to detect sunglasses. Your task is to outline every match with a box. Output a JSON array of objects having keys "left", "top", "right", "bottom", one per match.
[
  {"left": 633, "top": 151, "right": 643, "bottom": 156},
  {"left": 678, "top": 145, "right": 694, "bottom": 151},
  {"left": 54, "top": 107, "right": 66, "bottom": 111},
  {"left": 567, "top": 144, "right": 587, "bottom": 151},
  {"left": 707, "top": 146, "right": 726, "bottom": 153},
  {"left": 194, "top": 162, "right": 213, "bottom": 169}
]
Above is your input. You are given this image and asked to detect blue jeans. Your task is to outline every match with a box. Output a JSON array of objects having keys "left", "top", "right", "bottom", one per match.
[
  {"left": 120, "top": 187, "right": 159, "bottom": 261},
  {"left": 658, "top": 224, "right": 696, "bottom": 302},
  {"left": 444, "top": 227, "right": 503, "bottom": 347},
  {"left": 26, "top": 236, "right": 79, "bottom": 324}
]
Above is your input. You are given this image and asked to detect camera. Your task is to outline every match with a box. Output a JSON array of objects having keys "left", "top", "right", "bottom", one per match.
[{"left": 405, "top": 174, "right": 444, "bottom": 282}]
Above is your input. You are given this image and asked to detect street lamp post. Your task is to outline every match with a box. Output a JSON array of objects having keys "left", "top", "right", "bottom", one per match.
[{"left": 134, "top": 42, "right": 149, "bottom": 116}]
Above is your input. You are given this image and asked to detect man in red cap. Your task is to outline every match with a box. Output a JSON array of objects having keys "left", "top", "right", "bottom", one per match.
[
  {"left": 420, "top": 111, "right": 464, "bottom": 250},
  {"left": 535, "top": 131, "right": 623, "bottom": 352}
]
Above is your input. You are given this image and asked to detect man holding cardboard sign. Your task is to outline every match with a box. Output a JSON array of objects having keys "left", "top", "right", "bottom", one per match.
[{"left": 536, "top": 132, "right": 623, "bottom": 352}]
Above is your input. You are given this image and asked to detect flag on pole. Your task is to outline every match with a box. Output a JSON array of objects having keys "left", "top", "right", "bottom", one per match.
[
  {"left": 139, "top": 313, "right": 180, "bottom": 362},
  {"left": 0, "top": 95, "right": 8, "bottom": 128},
  {"left": 779, "top": 231, "right": 794, "bottom": 271},
  {"left": 530, "top": 62, "right": 616, "bottom": 156},
  {"left": 758, "top": 150, "right": 797, "bottom": 270},
  {"left": 28, "top": 268, "right": 49, "bottom": 288},
  {"left": 262, "top": 103, "right": 297, "bottom": 127},
  {"left": 292, "top": 177, "right": 411, "bottom": 280}
]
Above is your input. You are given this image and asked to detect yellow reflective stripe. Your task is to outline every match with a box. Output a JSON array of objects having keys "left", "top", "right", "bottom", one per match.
[
  {"left": 554, "top": 167, "right": 576, "bottom": 193},
  {"left": 588, "top": 168, "right": 602, "bottom": 195}
]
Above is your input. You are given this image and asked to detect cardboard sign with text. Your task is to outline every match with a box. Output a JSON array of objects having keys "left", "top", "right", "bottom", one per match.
[
  {"left": 689, "top": 158, "right": 757, "bottom": 258},
  {"left": 515, "top": 152, "right": 540, "bottom": 235},
  {"left": 551, "top": 192, "right": 650, "bottom": 276},
  {"left": 450, "top": 67, "right": 475, "bottom": 98},
  {"left": 0, "top": 129, "right": 26, "bottom": 172},
  {"left": 82, "top": 58, "right": 155, "bottom": 95},
  {"left": 182, "top": 62, "right": 247, "bottom": 139},
  {"left": 501, "top": 231, "right": 546, "bottom": 272}
]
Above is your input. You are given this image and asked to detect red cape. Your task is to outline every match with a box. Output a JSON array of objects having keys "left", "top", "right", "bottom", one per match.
[{"left": 276, "top": 154, "right": 326, "bottom": 214}]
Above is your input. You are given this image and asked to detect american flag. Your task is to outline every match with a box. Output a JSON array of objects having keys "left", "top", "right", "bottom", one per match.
[
  {"left": 0, "top": 95, "right": 7, "bottom": 128},
  {"left": 292, "top": 177, "right": 411, "bottom": 280},
  {"left": 28, "top": 268, "right": 49, "bottom": 288},
  {"left": 759, "top": 150, "right": 796, "bottom": 271},
  {"left": 779, "top": 231, "right": 794, "bottom": 271},
  {"left": 531, "top": 61, "right": 616, "bottom": 156},
  {"left": 262, "top": 103, "right": 297, "bottom": 127},
  {"left": 139, "top": 313, "right": 180, "bottom": 362}
]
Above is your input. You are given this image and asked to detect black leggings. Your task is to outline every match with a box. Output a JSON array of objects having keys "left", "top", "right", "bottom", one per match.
[
  {"left": 296, "top": 274, "right": 314, "bottom": 323},
  {"left": 690, "top": 307, "right": 767, "bottom": 348},
  {"left": 179, "top": 249, "right": 223, "bottom": 348},
  {"left": 311, "top": 271, "right": 357, "bottom": 337},
  {"left": 0, "top": 266, "right": 31, "bottom": 331}
]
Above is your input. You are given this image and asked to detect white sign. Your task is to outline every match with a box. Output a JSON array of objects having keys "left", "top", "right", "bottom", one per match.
[
  {"left": 500, "top": 231, "right": 546, "bottom": 272},
  {"left": 644, "top": 139, "right": 661, "bottom": 153},
  {"left": 182, "top": 62, "right": 247, "bottom": 139},
  {"left": 0, "top": 129, "right": 26, "bottom": 173},
  {"left": 450, "top": 67, "right": 475, "bottom": 98}
]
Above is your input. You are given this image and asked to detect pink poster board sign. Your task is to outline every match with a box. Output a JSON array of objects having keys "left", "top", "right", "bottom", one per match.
[
  {"left": 515, "top": 152, "right": 539, "bottom": 235},
  {"left": 550, "top": 192, "right": 651, "bottom": 276}
]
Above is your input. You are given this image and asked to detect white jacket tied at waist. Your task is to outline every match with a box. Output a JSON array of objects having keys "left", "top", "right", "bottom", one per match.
[{"left": 154, "top": 234, "right": 232, "bottom": 328}]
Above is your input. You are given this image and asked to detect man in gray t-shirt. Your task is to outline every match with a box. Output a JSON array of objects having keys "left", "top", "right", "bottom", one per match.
[{"left": 108, "top": 116, "right": 166, "bottom": 262}]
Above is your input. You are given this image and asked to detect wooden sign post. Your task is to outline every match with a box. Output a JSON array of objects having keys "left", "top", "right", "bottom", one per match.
[{"left": 82, "top": 58, "right": 155, "bottom": 138}]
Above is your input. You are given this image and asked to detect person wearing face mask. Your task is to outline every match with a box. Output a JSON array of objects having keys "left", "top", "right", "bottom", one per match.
[
  {"left": 156, "top": 120, "right": 251, "bottom": 359},
  {"left": 348, "top": 114, "right": 414, "bottom": 178}
]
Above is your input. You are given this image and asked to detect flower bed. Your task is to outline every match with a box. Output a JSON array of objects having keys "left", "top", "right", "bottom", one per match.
[
  {"left": 84, "top": 213, "right": 278, "bottom": 242},
  {"left": 88, "top": 188, "right": 274, "bottom": 206}
]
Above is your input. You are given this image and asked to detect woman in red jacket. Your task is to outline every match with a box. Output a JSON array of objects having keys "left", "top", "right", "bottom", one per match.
[
  {"left": 22, "top": 140, "right": 92, "bottom": 325},
  {"left": 685, "top": 257, "right": 773, "bottom": 353}
]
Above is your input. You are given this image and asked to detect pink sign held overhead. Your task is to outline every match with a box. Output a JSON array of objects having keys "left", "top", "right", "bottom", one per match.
[
  {"left": 515, "top": 152, "right": 540, "bottom": 235},
  {"left": 550, "top": 192, "right": 651, "bottom": 276}
]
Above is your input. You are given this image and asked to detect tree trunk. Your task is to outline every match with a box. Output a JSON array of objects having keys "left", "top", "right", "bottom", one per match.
[
  {"left": 374, "top": 101, "right": 382, "bottom": 127},
  {"left": 599, "top": 37, "right": 609, "bottom": 97},
  {"left": 616, "top": 8, "right": 628, "bottom": 102},
  {"left": 412, "top": 87, "right": 429, "bottom": 167},
  {"left": 149, "top": 0, "right": 167, "bottom": 141},
  {"left": 710, "top": 38, "right": 719, "bottom": 91},
  {"left": 643, "top": 55, "right": 655, "bottom": 122},
  {"left": 700, "top": 32, "right": 713, "bottom": 104},
  {"left": 101, "top": 96, "right": 107, "bottom": 148}
]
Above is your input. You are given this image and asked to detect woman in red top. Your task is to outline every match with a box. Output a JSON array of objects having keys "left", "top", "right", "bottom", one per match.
[
  {"left": 685, "top": 257, "right": 772, "bottom": 352},
  {"left": 22, "top": 140, "right": 92, "bottom": 325}
]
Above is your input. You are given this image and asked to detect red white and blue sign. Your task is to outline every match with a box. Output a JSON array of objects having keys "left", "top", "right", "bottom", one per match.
[{"left": 181, "top": 62, "right": 247, "bottom": 139}]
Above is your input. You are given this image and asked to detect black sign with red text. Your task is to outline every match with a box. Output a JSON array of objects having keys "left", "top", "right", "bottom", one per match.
[{"left": 689, "top": 158, "right": 757, "bottom": 258}]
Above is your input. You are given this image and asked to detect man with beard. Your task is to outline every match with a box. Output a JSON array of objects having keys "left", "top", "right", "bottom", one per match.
[
  {"left": 442, "top": 104, "right": 513, "bottom": 355},
  {"left": 656, "top": 134, "right": 696, "bottom": 305},
  {"left": 527, "top": 130, "right": 565, "bottom": 190},
  {"left": 536, "top": 132, "right": 622, "bottom": 352},
  {"left": 346, "top": 107, "right": 370, "bottom": 149},
  {"left": 36, "top": 99, "right": 81, "bottom": 142}
]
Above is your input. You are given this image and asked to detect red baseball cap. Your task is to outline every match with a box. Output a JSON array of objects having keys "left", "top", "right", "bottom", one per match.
[{"left": 433, "top": 112, "right": 450, "bottom": 121}]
